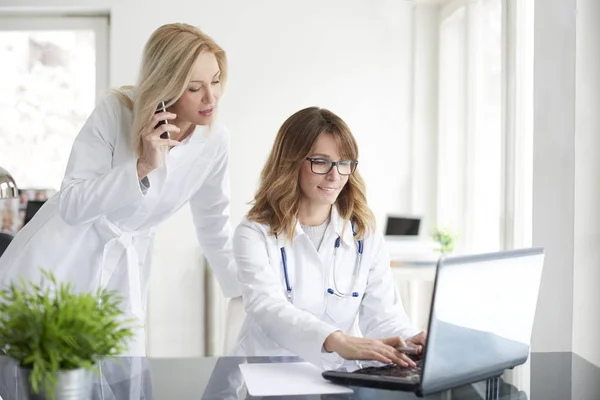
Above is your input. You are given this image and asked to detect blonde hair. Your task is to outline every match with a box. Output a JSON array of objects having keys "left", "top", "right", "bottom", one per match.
[
  {"left": 115, "top": 23, "right": 228, "bottom": 156},
  {"left": 247, "top": 107, "right": 376, "bottom": 240}
]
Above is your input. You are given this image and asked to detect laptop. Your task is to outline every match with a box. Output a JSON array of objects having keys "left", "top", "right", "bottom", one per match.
[
  {"left": 384, "top": 215, "right": 421, "bottom": 237},
  {"left": 322, "top": 247, "right": 545, "bottom": 397}
]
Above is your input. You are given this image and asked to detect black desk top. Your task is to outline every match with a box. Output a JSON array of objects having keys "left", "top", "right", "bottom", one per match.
[{"left": 0, "top": 352, "right": 598, "bottom": 399}]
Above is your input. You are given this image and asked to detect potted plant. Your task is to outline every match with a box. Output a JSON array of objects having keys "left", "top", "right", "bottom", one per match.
[
  {"left": 431, "top": 226, "right": 458, "bottom": 255},
  {"left": 0, "top": 270, "right": 135, "bottom": 399}
]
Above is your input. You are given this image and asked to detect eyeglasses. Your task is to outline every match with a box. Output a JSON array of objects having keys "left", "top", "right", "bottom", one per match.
[{"left": 306, "top": 157, "right": 358, "bottom": 176}]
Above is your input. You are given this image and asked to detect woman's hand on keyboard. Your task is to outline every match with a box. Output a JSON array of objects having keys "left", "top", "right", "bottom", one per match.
[
  {"left": 406, "top": 331, "right": 428, "bottom": 354},
  {"left": 323, "top": 332, "right": 417, "bottom": 367}
]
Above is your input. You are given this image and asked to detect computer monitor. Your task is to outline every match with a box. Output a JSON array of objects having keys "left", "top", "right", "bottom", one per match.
[
  {"left": 23, "top": 200, "right": 45, "bottom": 227},
  {"left": 385, "top": 215, "right": 421, "bottom": 236}
]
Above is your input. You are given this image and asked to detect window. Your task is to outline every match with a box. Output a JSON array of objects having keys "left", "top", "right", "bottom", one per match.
[
  {"left": 437, "top": 0, "right": 520, "bottom": 254},
  {"left": 508, "top": 0, "right": 534, "bottom": 249},
  {"left": 437, "top": 5, "right": 468, "bottom": 249},
  {"left": 0, "top": 16, "right": 109, "bottom": 192}
]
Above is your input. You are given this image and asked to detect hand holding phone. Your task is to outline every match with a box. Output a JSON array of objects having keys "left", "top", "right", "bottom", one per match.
[
  {"left": 137, "top": 102, "right": 179, "bottom": 178},
  {"left": 156, "top": 101, "right": 170, "bottom": 139}
]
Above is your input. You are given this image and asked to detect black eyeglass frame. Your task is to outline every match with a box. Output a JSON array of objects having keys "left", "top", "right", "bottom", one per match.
[{"left": 305, "top": 157, "right": 359, "bottom": 176}]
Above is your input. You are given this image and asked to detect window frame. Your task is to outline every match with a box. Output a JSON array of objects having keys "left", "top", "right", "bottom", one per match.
[
  {"left": 435, "top": 0, "right": 532, "bottom": 253},
  {"left": 0, "top": 15, "right": 109, "bottom": 103}
]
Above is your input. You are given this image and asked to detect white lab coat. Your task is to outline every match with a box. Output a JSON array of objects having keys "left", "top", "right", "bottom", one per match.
[
  {"left": 0, "top": 92, "right": 241, "bottom": 355},
  {"left": 231, "top": 206, "right": 418, "bottom": 369}
]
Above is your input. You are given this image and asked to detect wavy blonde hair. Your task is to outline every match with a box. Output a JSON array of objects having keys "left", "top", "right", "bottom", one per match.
[
  {"left": 248, "top": 107, "right": 376, "bottom": 240},
  {"left": 115, "top": 23, "right": 227, "bottom": 156}
]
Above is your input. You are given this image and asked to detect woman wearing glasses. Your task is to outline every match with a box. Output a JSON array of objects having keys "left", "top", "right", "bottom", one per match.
[{"left": 231, "top": 107, "right": 426, "bottom": 369}]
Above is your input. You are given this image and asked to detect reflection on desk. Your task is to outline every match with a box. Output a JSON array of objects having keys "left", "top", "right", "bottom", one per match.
[
  {"left": 0, "top": 353, "right": 597, "bottom": 399},
  {"left": 0, "top": 357, "right": 152, "bottom": 400}
]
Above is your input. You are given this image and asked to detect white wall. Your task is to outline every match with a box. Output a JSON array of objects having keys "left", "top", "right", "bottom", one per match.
[
  {"left": 1, "top": 0, "right": 415, "bottom": 356},
  {"left": 104, "top": 0, "right": 415, "bottom": 229},
  {"left": 573, "top": 0, "right": 600, "bottom": 368},
  {"left": 531, "top": 0, "right": 576, "bottom": 353},
  {"left": 532, "top": 0, "right": 600, "bottom": 367}
]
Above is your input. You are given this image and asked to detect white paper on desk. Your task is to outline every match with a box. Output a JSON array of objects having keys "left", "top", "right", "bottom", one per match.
[{"left": 239, "top": 362, "right": 353, "bottom": 396}]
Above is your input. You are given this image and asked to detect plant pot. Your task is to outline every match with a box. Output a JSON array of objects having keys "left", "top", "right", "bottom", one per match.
[{"left": 18, "top": 366, "right": 93, "bottom": 400}]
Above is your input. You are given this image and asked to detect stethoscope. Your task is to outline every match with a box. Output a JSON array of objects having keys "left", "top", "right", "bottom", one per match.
[{"left": 280, "top": 222, "right": 364, "bottom": 303}]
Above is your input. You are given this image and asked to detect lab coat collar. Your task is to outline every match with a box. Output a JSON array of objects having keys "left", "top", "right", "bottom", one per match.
[
  {"left": 276, "top": 221, "right": 305, "bottom": 248},
  {"left": 330, "top": 205, "right": 355, "bottom": 247},
  {"left": 276, "top": 205, "right": 354, "bottom": 248},
  {"left": 187, "top": 124, "right": 209, "bottom": 144}
]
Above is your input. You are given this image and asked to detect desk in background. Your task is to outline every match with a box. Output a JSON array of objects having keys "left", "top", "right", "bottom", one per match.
[
  {"left": 391, "top": 259, "right": 437, "bottom": 332},
  {"left": 384, "top": 236, "right": 439, "bottom": 331}
]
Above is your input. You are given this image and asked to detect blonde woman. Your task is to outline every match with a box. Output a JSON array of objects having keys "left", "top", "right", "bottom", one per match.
[
  {"left": 232, "top": 107, "right": 427, "bottom": 370},
  {"left": 0, "top": 23, "right": 240, "bottom": 355}
]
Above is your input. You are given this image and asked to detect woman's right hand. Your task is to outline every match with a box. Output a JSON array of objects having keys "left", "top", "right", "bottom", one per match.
[
  {"left": 323, "top": 331, "right": 417, "bottom": 367},
  {"left": 137, "top": 111, "right": 181, "bottom": 179}
]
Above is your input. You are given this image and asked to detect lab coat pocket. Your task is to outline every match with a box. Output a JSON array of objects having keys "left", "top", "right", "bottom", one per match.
[{"left": 325, "top": 294, "right": 361, "bottom": 328}]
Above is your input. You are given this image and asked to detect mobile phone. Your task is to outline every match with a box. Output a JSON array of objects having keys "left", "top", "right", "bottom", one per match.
[{"left": 155, "top": 101, "right": 170, "bottom": 139}]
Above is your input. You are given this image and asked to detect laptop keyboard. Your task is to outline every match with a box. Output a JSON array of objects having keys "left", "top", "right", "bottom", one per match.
[{"left": 352, "top": 358, "right": 423, "bottom": 381}]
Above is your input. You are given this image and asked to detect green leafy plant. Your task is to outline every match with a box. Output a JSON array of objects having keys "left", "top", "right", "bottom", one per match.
[
  {"left": 431, "top": 226, "right": 458, "bottom": 254},
  {"left": 0, "top": 270, "right": 136, "bottom": 398}
]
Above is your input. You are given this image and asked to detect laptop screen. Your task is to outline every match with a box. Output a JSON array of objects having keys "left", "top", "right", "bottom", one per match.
[
  {"left": 420, "top": 248, "right": 545, "bottom": 394},
  {"left": 385, "top": 216, "right": 420, "bottom": 236}
]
